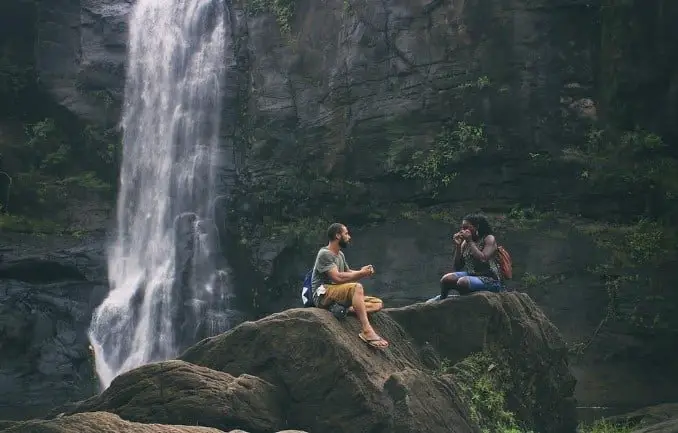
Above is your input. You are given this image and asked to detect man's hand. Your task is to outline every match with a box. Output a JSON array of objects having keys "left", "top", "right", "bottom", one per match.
[{"left": 360, "top": 265, "right": 375, "bottom": 276}]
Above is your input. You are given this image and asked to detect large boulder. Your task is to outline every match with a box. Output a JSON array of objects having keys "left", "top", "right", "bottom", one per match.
[
  {"left": 388, "top": 291, "right": 577, "bottom": 433},
  {"left": 63, "top": 360, "right": 284, "bottom": 433},
  {"left": 180, "top": 305, "right": 477, "bottom": 433},
  {"left": 178, "top": 292, "right": 575, "bottom": 433},
  {"left": 0, "top": 411, "right": 224, "bottom": 433}
]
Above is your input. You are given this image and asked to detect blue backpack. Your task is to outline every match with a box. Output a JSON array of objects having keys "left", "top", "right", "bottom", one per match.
[{"left": 300, "top": 270, "right": 314, "bottom": 307}]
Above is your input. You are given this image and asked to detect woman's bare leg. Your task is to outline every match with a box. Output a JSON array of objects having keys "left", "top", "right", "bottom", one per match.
[
  {"left": 456, "top": 276, "right": 472, "bottom": 295},
  {"left": 440, "top": 273, "right": 460, "bottom": 299}
]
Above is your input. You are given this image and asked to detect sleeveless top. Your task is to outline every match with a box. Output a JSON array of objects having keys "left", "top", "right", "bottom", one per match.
[{"left": 461, "top": 237, "right": 502, "bottom": 282}]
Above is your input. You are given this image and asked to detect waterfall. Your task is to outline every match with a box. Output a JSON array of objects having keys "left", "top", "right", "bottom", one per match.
[{"left": 88, "top": 0, "right": 233, "bottom": 390}]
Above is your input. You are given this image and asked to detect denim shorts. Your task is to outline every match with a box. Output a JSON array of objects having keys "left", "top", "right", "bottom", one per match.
[{"left": 449, "top": 272, "right": 504, "bottom": 292}]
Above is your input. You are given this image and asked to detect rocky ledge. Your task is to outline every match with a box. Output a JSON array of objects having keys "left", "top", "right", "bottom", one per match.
[
  {"left": 604, "top": 403, "right": 678, "bottom": 433},
  {"left": 1, "top": 291, "right": 577, "bottom": 433},
  {"left": 0, "top": 238, "right": 109, "bottom": 420}
]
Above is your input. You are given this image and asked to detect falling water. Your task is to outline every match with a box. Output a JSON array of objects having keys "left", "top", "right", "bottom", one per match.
[{"left": 88, "top": 0, "right": 233, "bottom": 389}]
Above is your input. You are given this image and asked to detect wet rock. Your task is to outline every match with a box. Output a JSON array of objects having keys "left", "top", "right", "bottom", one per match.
[
  {"left": 0, "top": 279, "right": 107, "bottom": 420},
  {"left": 0, "top": 238, "right": 108, "bottom": 420}
]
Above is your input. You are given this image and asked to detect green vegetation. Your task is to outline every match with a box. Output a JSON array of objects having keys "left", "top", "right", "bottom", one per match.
[
  {"left": 0, "top": 116, "right": 119, "bottom": 234},
  {"left": 232, "top": 165, "right": 375, "bottom": 250},
  {"left": 581, "top": 421, "right": 632, "bottom": 433},
  {"left": 557, "top": 122, "right": 678, "bottom": 351},
  {"left": 438, "top": 350, "right": 528, "bottom": 433},
  {"left": 0, "top": 2, "right": 118, "bottom": 234},
  {"left": 2, "top": 118, "right": 118, "bottom": 217},
  {"left": 236, "top": 214, "right": 325, "bottom": 250},
  {"left": 520, "top": 272, "right": 552, "bottom": 288},
  {"left": 502, "top": 205, "right": 553, "bottom": 231},
  {"left": 389, "top": 121, "right": 487, "bottom": 197},
  {"left": 0, "top": 213, "right": 64, "bottom": 234},
  {"left": 566, "top": 217, "right": 677, "bottom": 356},
  {"left": 563, "top": 128, "right": 678, "bottom": 221},
  {"left": 457, "top": 75, "right": 492, "bottom": 91},
  {"left": 246, "top": 0, "right": 296, "bottom": 35},
  {"left": 439, "top": 352, "right": 634, "bottom": 433}
]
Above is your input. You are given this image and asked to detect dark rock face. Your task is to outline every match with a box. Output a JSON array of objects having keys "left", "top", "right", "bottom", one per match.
[
  {"left": 226, "top": 0, "right": 599, "bottom": 206},
  {"left": 24, "top": 0, "right": 600, "bottom": 206},
  {"left": 35, "top": 0, "right": 130, "bottom": 125},
  {"left": 0, "top": 238, "right": 108, "bottom": 420}
]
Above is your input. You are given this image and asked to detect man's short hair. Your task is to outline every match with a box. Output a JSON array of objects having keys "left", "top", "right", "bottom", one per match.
[{"left": 327, "top": 222, "right": 345, "bottom": 241}]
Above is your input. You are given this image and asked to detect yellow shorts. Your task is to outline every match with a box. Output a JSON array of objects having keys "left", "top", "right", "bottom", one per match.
[{"left": 318, "top": 282, "right": 383, "bottom": 307}]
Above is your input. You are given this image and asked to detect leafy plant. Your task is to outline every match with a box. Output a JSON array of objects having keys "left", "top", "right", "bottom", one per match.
[
  {"left": 579, "top": 419, "right": 632, "bottom": 433},
  {"left": 246, "top": 0, "right": 296, "bottom": 35},
  {"left": 395, "top": 121, "right": 487, "bottom": 196},
  {"left": 563, "top": 127, "right": 678, "bottom": 220},
  {"left": 0, "top": 213, "right": 65, "bottom": 234},
  {"left": 521, "top": 272, "right": 551, "bottom": 288},
  {"left": 445, "top": 350, "right": 527, "bottom": 433}
]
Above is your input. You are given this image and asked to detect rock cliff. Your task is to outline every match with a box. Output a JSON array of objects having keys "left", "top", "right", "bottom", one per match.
[
  {"left": 23, "top": 0, "right": 600, "bottom": 206},
  {"left": 2, "top": 0, "right": 678, "bottom": 418}
]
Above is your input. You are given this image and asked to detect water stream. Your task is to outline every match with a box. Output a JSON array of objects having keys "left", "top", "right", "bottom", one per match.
[{"left": 88, "top": 0, "right": 233, "bottom": 390}]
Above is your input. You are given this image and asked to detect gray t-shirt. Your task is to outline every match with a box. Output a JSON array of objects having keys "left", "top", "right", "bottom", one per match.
[{"left": 311, "top": 247, "right": 349, "bottom": 293}]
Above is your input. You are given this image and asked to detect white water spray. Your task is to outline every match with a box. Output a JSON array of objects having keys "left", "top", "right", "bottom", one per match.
[{"left": 88, "top": 0, "right": 233, "bottom": 389}]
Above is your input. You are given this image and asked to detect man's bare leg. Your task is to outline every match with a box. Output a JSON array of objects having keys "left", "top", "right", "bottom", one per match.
[
  {"left": 365, "top": 301, "right": 383, "bottom": 313},
  {"left": 352, "top": 284, "right": 388, "bottom": 348},
  {"left": 348, "top": 299, "right": 382, "bottom": 314}
]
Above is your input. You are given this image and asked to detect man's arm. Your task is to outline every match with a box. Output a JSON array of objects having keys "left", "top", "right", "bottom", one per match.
[
  {"left": 326, "top": 266, "right": 368, "bottom": 284},
  {"left": 467, "top": 235, "right": 497, "bottom": 262},
  {"left": 316, "top": 250, "right": 367, "bottom": 284}
]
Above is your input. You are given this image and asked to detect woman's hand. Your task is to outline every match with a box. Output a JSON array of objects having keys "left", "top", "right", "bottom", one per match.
[
  {"left": 460, "top": 229, "right": 473, "bottom": 241},
  {"left": 453, "top": 232, "right": 463, "bottom": 245}
]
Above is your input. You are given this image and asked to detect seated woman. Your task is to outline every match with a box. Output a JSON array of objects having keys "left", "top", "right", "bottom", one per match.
[{"left": 435, "top": 213, "right": 505, "bottom": 300}]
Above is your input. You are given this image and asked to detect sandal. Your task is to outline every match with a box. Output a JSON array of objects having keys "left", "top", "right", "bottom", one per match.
[{"left": 359, "top": 332, "right": 389, "bottom": 349}]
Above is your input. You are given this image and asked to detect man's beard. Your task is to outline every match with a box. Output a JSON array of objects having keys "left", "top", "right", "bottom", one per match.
[{"left": 339, "top": 239, "right": 350, "bottom": 249}]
